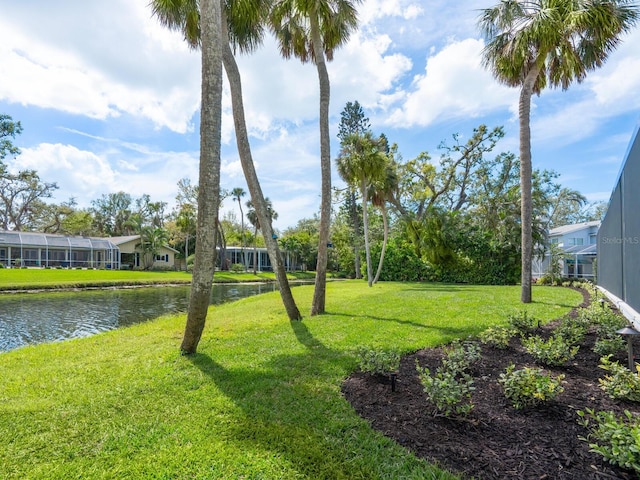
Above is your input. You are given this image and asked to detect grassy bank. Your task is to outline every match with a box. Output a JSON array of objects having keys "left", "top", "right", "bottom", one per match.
[
  {"left": 0, "top": 282, "right": 583, "bottom": 479},
  {"left": 0, "top": 269, "right": 316, "bottom": 291}
]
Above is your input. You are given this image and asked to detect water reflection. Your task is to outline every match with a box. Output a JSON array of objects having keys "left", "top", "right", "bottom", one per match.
[{"left": 0, "top": 283, "right": 281, "bottom": 352}]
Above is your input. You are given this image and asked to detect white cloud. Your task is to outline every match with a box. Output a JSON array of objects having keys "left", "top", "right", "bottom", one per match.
[
  {"left": 0, "top": 0, "right": 200, "bottom": 133},
  {"left": 10, "top": 142, "right": 198, "bottom": 210},
  {"left": 386, "top": 38, "right": 516, "bottom": 127}
]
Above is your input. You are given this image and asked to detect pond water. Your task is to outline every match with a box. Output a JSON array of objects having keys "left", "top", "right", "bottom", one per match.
[{"left": 0, "top": 283, "right": 285, "bottom": 352}]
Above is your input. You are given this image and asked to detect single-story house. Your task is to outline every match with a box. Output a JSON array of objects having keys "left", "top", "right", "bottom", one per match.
[{"left": 108, "top": 235, "right": 178, "bottom": 270}]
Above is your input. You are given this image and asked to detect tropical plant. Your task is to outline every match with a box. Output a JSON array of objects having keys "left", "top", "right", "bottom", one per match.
[
  {"left": 231, "top": 187, "right": 247, "bottom": 270},
  {"left": 246, "top": 198, "right": 277, "bottom": 274},
  {"left": 479, "top": 0, "right": 639, "bottom": 303},
  {"left": 336, "top": 131, "right": 389, "bottom": 287},
  {"left": 337, "top": 100, "right": 371, "bottom": 279},
  {"left": 369, "top": 143, "right": 398, "bottom": 284},
  {"left": 270, "top": 0, "right": 361, "bottom": 314},
  {"left": 136, "top": 226, "right": 170, "bottom": 270}
]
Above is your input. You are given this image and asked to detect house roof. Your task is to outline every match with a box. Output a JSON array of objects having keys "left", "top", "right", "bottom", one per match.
[
  {"left": 549, "top": 220, "right": 600, "bottom": 237},
  {"left": 107, "top": 235, "right": 141, "bottom": 245},
  {"left": 0, "top": 230, "right": 119, "bottom": 250},
  {"left": 107, "top": 235, "right": 180, "bottom": 253}
]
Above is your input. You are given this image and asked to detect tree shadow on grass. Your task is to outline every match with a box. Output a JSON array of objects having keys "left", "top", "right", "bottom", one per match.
[
  {"left": 185, "top": 322, "right": 401, "bottom": 479},
  {"left": 325, "top": 310, "right": 470, "bottom": 336}
]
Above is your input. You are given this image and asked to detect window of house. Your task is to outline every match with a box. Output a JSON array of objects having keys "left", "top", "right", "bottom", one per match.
[{"left": 567, "top": 238, "right": 584, "bottom": 246}]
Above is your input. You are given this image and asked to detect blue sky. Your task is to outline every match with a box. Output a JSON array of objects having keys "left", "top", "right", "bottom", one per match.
[{"left": 1, "top": 0, "right": 639, "bottom": 230}]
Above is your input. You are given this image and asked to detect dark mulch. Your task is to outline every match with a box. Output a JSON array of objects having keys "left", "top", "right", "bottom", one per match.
[{"left": 342, "top": 289, "right": 640, "bottom": 479}]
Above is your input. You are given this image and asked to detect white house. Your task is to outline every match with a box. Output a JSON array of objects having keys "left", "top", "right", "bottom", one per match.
[
  {"left": 108, "top": 235, "right": 178, "bottom": 270},
  {"left": 533, "top": 220, "right": 600, "bottom": 280}
]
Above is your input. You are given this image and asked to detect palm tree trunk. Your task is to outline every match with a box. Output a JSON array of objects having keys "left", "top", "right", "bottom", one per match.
[
  {"left": 350, "top": 188, "right": 361, "bottom": 279},
  {"left": 238, "top": 199, "right": 246, "bottom": 271},
  {"left": 361, "top": 178, "right": 373, "bottom": 287},
  {"left": 519, "top": 67, "right": 539, "bottom": 304},
  {"left": 221, "top": 28, "right": 302, "bottom": 320},
  {"left": 181, "top": 0, "right": 222, "bottom": 354},
  {"left": 310, "top": 16, "right": 331, "bottom": 315},
  {"left": 373, "top": 203, "right": 388, "bottom": 284},
  {"left": 253, "top": 226, "right": 258, "bottom": 275}
]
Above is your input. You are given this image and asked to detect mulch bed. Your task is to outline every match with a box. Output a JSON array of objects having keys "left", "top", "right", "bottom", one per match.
[{"left": 342, "top": 289, "right": 640, "bottom": 479}]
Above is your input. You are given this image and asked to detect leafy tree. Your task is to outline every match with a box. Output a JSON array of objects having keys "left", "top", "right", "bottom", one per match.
[
  {"left": 390, "top": 125, "right": 506, "bottom": 221},
  {"left": 90, "top": 192, "right": 134, "bottom": 236},
  {"left": 479, "top": 0, "right": 639, "bottom": 303},
  {"left": 0, "top": 168, "right": 58, "bottom": 231},
  {"left": 336, "top": 131, "right": 388, "bottom": 286},
  {"left": 281, "top": 217, "right": 319, "bottom": 272},
  {"left": 270, "top": 0, "right": 361, "bottom": 314},
  {"left": 0, "top": 114, "right": 22, "bottom": 160}
]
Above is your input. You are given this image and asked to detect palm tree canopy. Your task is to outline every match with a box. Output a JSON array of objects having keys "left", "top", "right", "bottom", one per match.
[
  {"left": 151, "top": 0, "right": 272, "bottom": 52},
  {"left": 269, "top": 0, "right": 361, "bottom": 62},
  {"left": 479, "top": 0, "right": 639, "bottom": 92},
  {"left": 336, "top": 131, "right": 389, "bottom": 188},
  {"left": 246, "top": 197, "right": 277, "bottom": 230}
]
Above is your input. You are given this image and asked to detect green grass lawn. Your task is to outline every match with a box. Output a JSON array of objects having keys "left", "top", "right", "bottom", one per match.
[
  {"left": 0, "top": 268, "right": 316, "bottom": 291},
  {"left": 0, "top": 282, "right": 583, "bottom": 479}
]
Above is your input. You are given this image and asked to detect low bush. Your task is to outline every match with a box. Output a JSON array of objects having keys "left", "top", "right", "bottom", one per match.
[
  {"left": 554, "top": 317, "right": 588, "bottom": 346},
  {"left": 442, "top": 339, "right": 481, "bottom": 373},
  {"left": 598, "top": 355, "right": 640, "bottom": 402},
  {"left": 508, "top": 311, "right": 539, "bottom": 335},
  {"left": 478, "top": 326, "right": 515, "bottom": 349},
  {"left": 499, "top": 364, "right": 565, "bottom": 409},
  {"left": 522, "top": 334, "right": 579, "bottom": 367},
  {"left": 416, "top": 361, "right": 475, "bottom": 417},
  {"left": 578, "top": 408, "right": 640, "bottom": 474},
  {"left": 355, "top": 346, "right": 401, "bottom": 375}
]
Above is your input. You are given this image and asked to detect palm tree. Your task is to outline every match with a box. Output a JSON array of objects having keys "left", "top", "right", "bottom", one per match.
[
  {"left": 152, "top": 0, "right": 223, "bottom": 354},
  {"left": 137, "top": 226, "right": 170, "bottom": 270},
  {"left": 270, "top": 0, "right": 361, "bottom": 314},
  {"left": 231, "top": 187, "right": 247, "bottom": 269},
  {"left": 336, "top": 131, "right": 388, "bottom": 287},
  {"left": 246, "top": 198, "right": 277, "bottom": 274},
  {"left": 369, "top": 158, "right": 397, "bottom": 284},
  {"left": 152, "top": 0, "right": 302, "bottom": 321},
  {"left": 479, "top": 0, "right": 639, "bottom": 303}
]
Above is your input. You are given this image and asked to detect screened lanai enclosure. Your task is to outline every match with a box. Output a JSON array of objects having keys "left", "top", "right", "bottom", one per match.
[{"left": 0, "top": 231, "right": 121, "bottom": 269}]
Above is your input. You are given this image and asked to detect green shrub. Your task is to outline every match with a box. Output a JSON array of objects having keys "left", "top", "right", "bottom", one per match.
[
  {"left": 479, "top": 326, "right": 515, "bottom": 349},
  {"left": 499, "top": 364, "right": 565, "bottom": 409},
  {"left": 230, "top": 263, "right": 245, "bottom": 273},
  {"left": 355, "top": 346, "right": 401, "bottom": 375},
  {"left": 416, "top": 362, "right": 475, "bottom": 417},
  {"left": 554, "top": 316, "right": 589, "bottom": 346},
  {"left": 578, "top": 409, "right": 640, "bottom": 474},
  {"left": 522, "top": 334, "right": 579, "bottom": 367},
  {"left": 598, "top": 355, "right": 640, "bottom": 402},
  {"left": 441, "top": 339, "right": 481, "bottom": 373},
  {"left": 594, "top": 336, "right": 626, "bottom": 356},
  {"left": 508, "top": 311, "right": 539, "bottom": 334}
]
